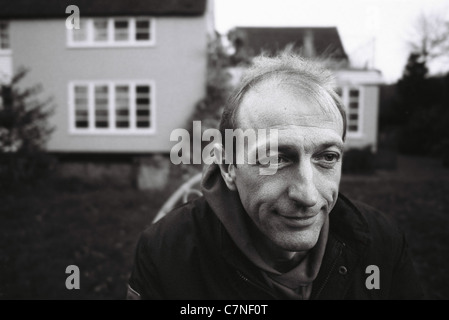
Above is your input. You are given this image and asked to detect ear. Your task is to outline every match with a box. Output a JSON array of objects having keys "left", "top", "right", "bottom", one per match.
[
  {"left": 213, "top": 144, "right": 237, "bottom": 191},
  {"left": 219, "top": 163, "right": 237, "bottom": 191}
]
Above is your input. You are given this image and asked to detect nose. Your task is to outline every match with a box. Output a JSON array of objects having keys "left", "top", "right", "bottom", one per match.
[{"left": 287, "top": 159, "right": 319, "bottom": 208}]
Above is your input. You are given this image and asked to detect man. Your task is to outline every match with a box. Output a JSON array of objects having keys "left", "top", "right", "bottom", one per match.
[{"left": 127, "top": 53, "right": 424, "bottom": 300}]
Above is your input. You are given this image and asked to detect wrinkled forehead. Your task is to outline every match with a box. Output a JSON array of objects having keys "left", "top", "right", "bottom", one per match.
[{"left": 236, "top": 77, "right": 344, "bottom": 134}]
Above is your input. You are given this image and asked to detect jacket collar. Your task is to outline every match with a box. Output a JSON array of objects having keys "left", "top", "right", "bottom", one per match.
[
  {"left": 329, "top": 193, "right": 372, "bottom": 250},
  {"left": 209, "top": 192, "right": 373, "bottom": 299},
  {"left": 310, "top": 193, "right": 372, "bottom": 299}
]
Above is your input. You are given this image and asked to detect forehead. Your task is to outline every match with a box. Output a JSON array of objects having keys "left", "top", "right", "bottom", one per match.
[{"left": 237, "top": 79, "right": 343, "bottom": 135}]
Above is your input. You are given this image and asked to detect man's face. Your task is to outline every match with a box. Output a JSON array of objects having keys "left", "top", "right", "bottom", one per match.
[{"left": 225, "top": 83, "right": 344, "bottom": 254}]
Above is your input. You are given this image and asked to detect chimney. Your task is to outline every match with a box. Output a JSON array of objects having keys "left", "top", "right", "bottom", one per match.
[{"left": 303, "top": 29, "right": 316, "bottom": 57}]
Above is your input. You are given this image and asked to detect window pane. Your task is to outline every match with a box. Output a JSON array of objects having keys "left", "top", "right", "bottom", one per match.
[
  {"left": 94, "top": 20, "right": 108, "bottom": 41},
  {"left": 136, "top": 109, "right": 149, "bottom": 116},
  {"left": 114, "top": 20, "right": 129, "bottom": 41},
  {"left": 72, "top": 20, "right": 87, "bottom": 42},
  {"left": 115, "top": 85, "right": 129, "bottom": 128},
  {"left": 75, "top": 86, "right": 87, "bottom": 94},
  {"left": 0, "top": 21, "right": 10, "bottom": 49},
  {"left": 74, "top": 85, "right": 89, "bottom": 128},
  {"left": 136, "top": 33, "right": 149, "bottom": 40},
  {"left": 136, "top": 98, "right": 149, "bottom": 105},
  {"left": 349, "top": 89, "right": 359, "bottom": 98},
  {"left": 349, "top": 102, "right": 359, "bottom": 109},
  {"left": 137, "top": 121, "right": 150, "bottom": 128},
  {"left": 349, "top": 114, "right": 358, "bottom": 120},
  {"left": 136, "top": 19, "right": 150, "bottom": 41},
  {"left": 76, "top": 121, "right": 88, "bottom": 128},
  {"left": 94, "top": 85, "right": 109, "bottom": 128},
  {"left": 116, "top": 121, "right": 130, "bottom": 128},
  {"left": 135, "top": 85, "right": 151, "bottom": 128},
  {"left": 136, "top": 20, "right": 149, "bottom": 29},
  {"left": 348, "top": 125, "right": 358, "bottom": 132},
  {"left": 136, "top": 85, "right": 150, "bottom": 93}
]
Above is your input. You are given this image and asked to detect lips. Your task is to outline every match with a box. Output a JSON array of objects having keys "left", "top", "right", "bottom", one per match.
[{"left": 277, "top": 212, "right": 318, "bottom": 228}]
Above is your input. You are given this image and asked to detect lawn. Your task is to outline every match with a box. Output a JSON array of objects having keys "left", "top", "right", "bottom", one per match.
[{"left": 0, "top": 155, "right": 448, "bottom": 300}]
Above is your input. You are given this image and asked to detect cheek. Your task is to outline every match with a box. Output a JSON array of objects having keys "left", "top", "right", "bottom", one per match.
[
  {"left": 315, "top": 167, "right": 341, "bottom": 202},
  {"left": 235, "top": 170, "right": 288, "bottom": 210}
]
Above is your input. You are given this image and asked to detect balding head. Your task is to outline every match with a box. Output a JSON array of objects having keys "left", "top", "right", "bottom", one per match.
[{"left": 219, "top": 53, "right": 346, "bottom": 141}]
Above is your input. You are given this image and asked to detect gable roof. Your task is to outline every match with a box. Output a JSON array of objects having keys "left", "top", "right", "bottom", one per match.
[
  {"left": 232, "top": 27, "right": 348, "bottom": 61},
  {"left": 0, "top": 0, "right": 208, "bottom": 18}
]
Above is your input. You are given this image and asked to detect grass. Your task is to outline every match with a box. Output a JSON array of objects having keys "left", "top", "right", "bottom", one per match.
[
  {"left": 339, "top": 155, "right": 449, "bottom": 300},
  {"left": 1, "top": 155, "right": 448, "bottom": 300},
  {"left": 0, "top": 178, "right": 167, "bottom": 299}
]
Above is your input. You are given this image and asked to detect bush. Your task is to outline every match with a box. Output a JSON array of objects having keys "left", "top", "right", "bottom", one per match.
[
  {"left": 342, "top": 146, "right": 376, "bottom": 174},
  {"left": 0, "top": 68, "right": 55, "bottom": 189}
]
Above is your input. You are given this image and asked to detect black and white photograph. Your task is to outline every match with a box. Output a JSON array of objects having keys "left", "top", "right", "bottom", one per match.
[{"left": 1, "top": 0, "right": 448, "bottom": 303}]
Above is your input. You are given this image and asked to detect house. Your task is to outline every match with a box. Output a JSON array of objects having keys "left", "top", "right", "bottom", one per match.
[
  {"left": 227, "top": 27, "right": 384, "bottom": 153},
  {"left": 0, "top": 0, "right": 214, "bottom": 155}
]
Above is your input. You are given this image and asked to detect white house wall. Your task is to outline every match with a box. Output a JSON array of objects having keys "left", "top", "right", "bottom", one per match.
[{"left": 10, "top": 17, "right": 208, "bottom": 153}]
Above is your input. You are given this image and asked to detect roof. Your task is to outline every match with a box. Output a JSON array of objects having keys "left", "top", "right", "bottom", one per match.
[
  {"left": 0, "top": 0, "right": 208, "bottom": 18},
  {"left": 231, "top": 27, "right": 348, "bottom": 61}
]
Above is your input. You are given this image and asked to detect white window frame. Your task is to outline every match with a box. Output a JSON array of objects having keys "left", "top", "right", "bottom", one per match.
[
  {"left": 67, "top": 17, "right": 156, "bottom": 48},
  {"left": 338, "top": 86, "right": 364, "bottom": 138},
  {"left": 68, "top": 80, "right": 156, "bottom": 135}
]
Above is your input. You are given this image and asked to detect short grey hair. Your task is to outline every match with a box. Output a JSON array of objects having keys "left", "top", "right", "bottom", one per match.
[{"left": 219, "top": 53, "right": 347, "bottom": 141}]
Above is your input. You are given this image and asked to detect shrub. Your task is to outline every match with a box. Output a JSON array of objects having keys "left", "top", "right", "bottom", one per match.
[
  {"left": 0, "top": 68, "right": 55, "bottom": 189},
  {"left": 342, "top": 146, "right": 376, "bottom": 174}
]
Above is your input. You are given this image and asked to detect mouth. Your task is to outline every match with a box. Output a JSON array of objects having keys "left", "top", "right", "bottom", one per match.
[{"left": 277, "top": 212, "right": 318, "bottom": 228}]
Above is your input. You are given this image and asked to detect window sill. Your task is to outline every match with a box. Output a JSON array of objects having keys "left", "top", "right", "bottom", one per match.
[
  {"left": 66, "top": 42, "right": 155, "bottom": 49},
  {"left": 69, "top": 129, "right": 156, "bottom": 135}
]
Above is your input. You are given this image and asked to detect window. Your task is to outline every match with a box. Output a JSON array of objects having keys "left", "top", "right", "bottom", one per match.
[
  {"left": 93, "top": 19, "right": 108, "bottom": 42},
  {"left": 70, "top": 81, "right": 155, "bottom": 134},
  {"left": 0, "top": 21, "right": 10, "bottom": 50},
  {"left": 67, "top": 17, "right": 155, "bottom": 47},
  {"left": 347, "top": 88, "right": 360, "bottom": 133},
  {"left": 114, "top": 19, "right": 129, "bottom": 41},
  {"left": 336, "top": 86, "right": 363, "bottom": 135},
  {"left": 74, "top": 85, "right": 89, "bottom": 128},
  {"left": 135, "top": 19, "right": 151, "bottom": 41}
]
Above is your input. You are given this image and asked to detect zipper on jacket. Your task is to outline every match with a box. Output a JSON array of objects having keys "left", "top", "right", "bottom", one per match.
[
  {"left": 313, "top": 242, "right": 344, "bottom": 298},
  {"left": 236, "top": 270, "right": 277, "bottom": 299}
]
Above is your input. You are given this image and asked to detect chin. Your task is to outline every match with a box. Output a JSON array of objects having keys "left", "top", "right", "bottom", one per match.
[
  {"left": 274, "top": 230, "right": 321, "bottom": 252},
  {"left": 274, "top": 238, "right": 318, "bottom": 253}
]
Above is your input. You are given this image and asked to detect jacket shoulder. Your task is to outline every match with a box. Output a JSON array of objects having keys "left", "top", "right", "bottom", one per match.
[
  {"left": 332, "top": 194, "right": 406, "bottom": 255},
  {"left": 348, "top": 196, "right": 404, "bottom": 239},
  {"left": 337, "top": 194, "right": 424, "bottom": 299},
  {"left": 139, "top": 196, "right": 214, "bottom": 252}
]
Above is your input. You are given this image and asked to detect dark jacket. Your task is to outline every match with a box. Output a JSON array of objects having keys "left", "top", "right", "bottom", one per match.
[{"left": 128, "top": 193, "right": 424, "bottom": 300}]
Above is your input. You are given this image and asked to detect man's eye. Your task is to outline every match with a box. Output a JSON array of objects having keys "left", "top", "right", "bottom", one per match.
[
  {"left": 323, "top": 153, "right": 339, "bottom": 162},
  {"left": 276, "top": 155, "right": 287, "bottom": 163},
  {"left": 316, "top": 152, "right": 340, "bottom": 166},
  {"left": 256, "top": 154, "right": 288, "bottom": 167}
]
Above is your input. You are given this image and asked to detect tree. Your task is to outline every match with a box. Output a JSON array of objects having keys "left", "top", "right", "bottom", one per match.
[
  {"left": 0, "top": 68, "right": 55, "bottom": 187},
  {"left": 188, "top": 33, "right": 233, "bottom": 131},
  {"left": 407, "top": 10, "right": 449, "bottom": 74},
  {"left": 390, "top": 9, "right": 449, "bottom": 156}
]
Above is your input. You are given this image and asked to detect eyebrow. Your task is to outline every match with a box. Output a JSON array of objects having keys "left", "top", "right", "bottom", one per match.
[
  {"left": 317, "top": 141, "right": 344, "bottom": 153},
  {"left": 272, "top": 140, "right": 345, "bottom": 155}
]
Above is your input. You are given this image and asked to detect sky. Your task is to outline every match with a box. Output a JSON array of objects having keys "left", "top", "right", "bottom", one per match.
[{"left": 213, "top": 0, "right": 449, "bottom": 83}]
